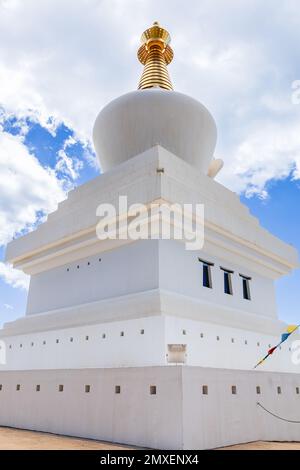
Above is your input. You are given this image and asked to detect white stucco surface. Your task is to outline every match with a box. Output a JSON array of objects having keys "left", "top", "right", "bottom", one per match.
[
  {"left": 6, "top": 147, "right": 297, "bottom": 279},
  {"left": 0, "top": 366, "right": 299, "bottom": 450},
  {"left": 0, "top": 296, "right": 298, "bottom": 373},
  {"left": 23, "top": 239, "right": 275, "bottom": 318},
  {"left": 93, "top": 89, "right": 217, "bottom": 173},
  {"left": 1, "top": 143, "right": 299, "bottom": 449}
]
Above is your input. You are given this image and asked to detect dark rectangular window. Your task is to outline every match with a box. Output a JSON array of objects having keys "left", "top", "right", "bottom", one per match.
[
  {"left": 203, "top": 264, "right": 211, "bottom": 288},
  {"left": 224, "top": 272, "right": 233, "bottom": 295},
  {"left": 240, "top": 275, "right": 251, "bottom": 300},
  {"left": 199, "top": 258, "right": 214, "bottom": 289},
  {"left": 220, "top": 267, "right": 233, "bottom": 295}
]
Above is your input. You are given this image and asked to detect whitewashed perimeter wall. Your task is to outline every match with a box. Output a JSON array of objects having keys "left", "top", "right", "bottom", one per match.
[{"left": 0, "top": 366, "right": 299, "bottom": 449}]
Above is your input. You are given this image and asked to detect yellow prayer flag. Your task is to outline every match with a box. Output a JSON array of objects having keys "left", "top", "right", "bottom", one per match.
[{"left": 287, "top": 325, "right": 298, "bottom": 334}]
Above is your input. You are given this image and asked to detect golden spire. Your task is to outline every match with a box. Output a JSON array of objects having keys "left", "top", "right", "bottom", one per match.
[{"left": 137, "top": 21, "right": 174, "bottom": 91}]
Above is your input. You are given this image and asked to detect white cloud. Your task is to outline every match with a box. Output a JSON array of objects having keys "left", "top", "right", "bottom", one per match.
[
  {"left": 55, "top": 135, "right": 84, "bottom": 181},
  {"left": 0, "top": 262, "right": 29, "bottom": 290},
  {"left": 0, "top": 130, "right": 67, "bottom": 293},
  {"left": 0, "top": 127, "right": 67, "bottom": 292},
  {"left": 0, "top": 0, "right": 299, "bottom": 199},
  {"left": 0, "top": 130, "right": 66, "bottom": 246},
  {"left": 4, "top": 303, "right": 13, "bottom": 310},
  {"left": 219, "top": 118, "right": 300, "bottom": 196}
]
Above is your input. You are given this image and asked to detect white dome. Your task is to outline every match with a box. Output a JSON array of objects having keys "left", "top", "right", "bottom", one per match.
[{"left": 93, "top": 88, "right": 217, "bottom": 174}]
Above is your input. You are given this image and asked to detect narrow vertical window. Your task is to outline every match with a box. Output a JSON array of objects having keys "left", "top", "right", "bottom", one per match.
[
  {"left": 221, "top": 268, "right": 233, "bottom": 295},
  {"left": 199, "top": 258, "right": 213, "bottom": 289},
  {"left": 240, "top": 274, "right": 251, "bottom": 300}
]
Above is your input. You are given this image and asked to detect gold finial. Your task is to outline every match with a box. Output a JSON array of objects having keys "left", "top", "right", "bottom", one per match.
[{"left": 137, "top": 22, "right": 174, "bottom": 91}]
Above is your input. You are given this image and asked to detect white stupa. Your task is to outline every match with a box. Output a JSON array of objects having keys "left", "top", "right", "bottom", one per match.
[{"left": 0, "top": 22, "right": 299, "bottom": 450}]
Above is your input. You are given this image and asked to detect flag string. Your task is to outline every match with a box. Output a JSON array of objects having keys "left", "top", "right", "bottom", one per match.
[
  {"left": 254, "top": 324, "right": 300, "bottom": 369},
  {"left": 257, "top": 402, "right": 300, "bottom": 424}
]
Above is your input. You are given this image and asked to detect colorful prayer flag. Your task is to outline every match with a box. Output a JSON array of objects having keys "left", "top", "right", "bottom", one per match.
[
  {"left": 254, "top": 324, "right": 300, "bottom": 369},
  {"left": 287, "top": 325, "right": 298, "bottom": 334},
  {"left": 281, "top": 333, "right": 290, "bottom": 343}
]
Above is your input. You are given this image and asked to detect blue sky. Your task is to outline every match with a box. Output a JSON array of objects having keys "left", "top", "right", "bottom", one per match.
[{"left": 0, "top": 0, "right": 299, "bottom": 327}]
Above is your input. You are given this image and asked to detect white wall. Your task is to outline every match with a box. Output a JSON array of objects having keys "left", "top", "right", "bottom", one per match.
[
  {"left": 159, "top": 239, "right": 277, "bottom": 319},
  {"left": 0, "top": 316, "right": 166, "bottom": 371},
  {"left": 0, "top": 366, "right": 299, "bottom": 450},
  {"left": 182, "top": 367, "right": 300, "bottom": 449},
  {"left": 26, "top": 240, "right": 159, "bottom": 315},
  {"left": 164, "top": 315, "right": 299, "bottom": 373},
  {"left": 0, "top": 313, "right": 298, "bottom": 373},
  {"left": 26, "top": 238, "right": 277, "bottom": 320},
  {"left": 0, "top": 367, "right": 183, "bottom": 450}
]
